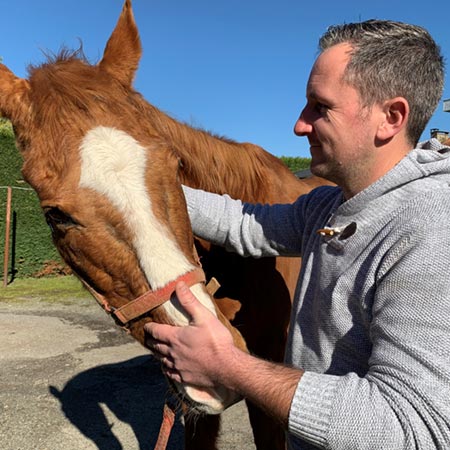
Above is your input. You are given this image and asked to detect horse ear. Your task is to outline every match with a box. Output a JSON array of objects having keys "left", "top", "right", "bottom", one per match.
[
  {"left": 0, "top": 64, "right": 31, "bottom": 124},
  {"left": 99, "top": 0, "right": 142, "bottom": 87}
]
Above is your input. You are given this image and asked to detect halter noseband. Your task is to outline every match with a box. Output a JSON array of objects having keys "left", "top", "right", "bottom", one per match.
[
  {"left": 82, "top": 267, "right": 207, "bottom": 326},
  {"left": 113, "top": 268, "right": 206, "bottom": 325}
]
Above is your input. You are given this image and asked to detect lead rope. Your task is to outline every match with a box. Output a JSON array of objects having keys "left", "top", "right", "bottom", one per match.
[
  {"left": 154, "top": 400, "right": 177, "bottom": 450},
  {"left": 152, "top": 244, "right": 221, "bottom": 449}
]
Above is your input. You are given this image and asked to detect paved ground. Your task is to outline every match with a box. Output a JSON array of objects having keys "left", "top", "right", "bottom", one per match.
[{"left": 0, "top": 295, "right": 255, "bottom": 450}]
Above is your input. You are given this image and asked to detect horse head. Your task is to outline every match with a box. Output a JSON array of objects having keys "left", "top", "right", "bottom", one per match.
[{"left": 0, "top": 0, "right": 246, "bottom": 414}]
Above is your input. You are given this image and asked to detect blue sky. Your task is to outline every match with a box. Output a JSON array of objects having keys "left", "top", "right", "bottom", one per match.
[{"left": 1, "top": 0, "right": 449, "bottom": 157}]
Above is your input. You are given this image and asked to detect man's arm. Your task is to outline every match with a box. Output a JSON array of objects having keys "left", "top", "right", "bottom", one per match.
[
  {"left": 144, "top": 281, "right": 303, "bottom": 427},
  {"left": 182, "top": 185, "right": 314, "bottom": 257}
]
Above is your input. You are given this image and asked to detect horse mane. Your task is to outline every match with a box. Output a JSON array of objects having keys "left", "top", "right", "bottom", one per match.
[
  {"left": 147, "top": 113, "right": 293, "bottom": 201},
  {"left": 26, "top": 50, "right": 299, "bottom": 202},
  {"left": 136, "top": 99, "right": 299, "bottom": 201}
]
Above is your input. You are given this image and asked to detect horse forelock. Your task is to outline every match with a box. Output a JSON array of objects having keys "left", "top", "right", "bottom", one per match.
[{"left": 28, "top": 54, "right": 122, "bottom": 123}]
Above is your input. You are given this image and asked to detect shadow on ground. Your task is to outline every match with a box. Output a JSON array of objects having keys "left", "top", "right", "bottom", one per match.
[{"left": 49, "top": 355, "right": 184, "bottom": 450}]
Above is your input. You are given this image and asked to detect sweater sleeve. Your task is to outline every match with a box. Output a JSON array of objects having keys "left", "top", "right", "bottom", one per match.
[
  {"left": 182, "top": 185, "right": 308, "bottom": 257},
  {"left": 288, "top": 218, "right": 450, "bottom": 449}
]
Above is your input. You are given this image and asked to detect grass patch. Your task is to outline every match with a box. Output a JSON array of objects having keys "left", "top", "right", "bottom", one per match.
[{"left": 0, "top": 276, "right": 90, "bottom": 303}]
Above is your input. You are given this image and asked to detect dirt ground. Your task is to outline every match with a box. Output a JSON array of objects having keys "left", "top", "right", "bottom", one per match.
[{"left": 0, "top": 293, "right": 256, "bottom": 450}]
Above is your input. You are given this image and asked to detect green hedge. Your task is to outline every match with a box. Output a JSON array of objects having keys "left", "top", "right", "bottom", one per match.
[
  {"left": 279, "top": 156, "right": 311, "bottom": 173},
  {"left": 0, "top": 122, "right": 63, "bottom": 281}
]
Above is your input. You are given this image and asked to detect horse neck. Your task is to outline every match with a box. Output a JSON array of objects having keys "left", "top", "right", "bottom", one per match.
[{"left": 146, "top": 105, "right": 301, "bottom": 202}]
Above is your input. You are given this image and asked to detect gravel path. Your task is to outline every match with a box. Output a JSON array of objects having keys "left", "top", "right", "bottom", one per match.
[{"left": 0, "top": 296, "right": 255, "bottom": 450}]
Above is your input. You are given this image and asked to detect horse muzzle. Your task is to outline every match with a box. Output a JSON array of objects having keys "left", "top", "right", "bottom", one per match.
[{"left": 178, "top": 382, "right": 242, "bottom": 415}]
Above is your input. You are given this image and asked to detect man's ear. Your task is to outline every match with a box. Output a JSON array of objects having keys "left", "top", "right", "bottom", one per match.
[{"left": 376, "top": 97, "right": 409, "bottom": 141}]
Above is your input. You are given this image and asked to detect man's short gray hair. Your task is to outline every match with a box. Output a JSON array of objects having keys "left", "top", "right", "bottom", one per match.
[{"left": 319, "top": 20, "right": 445, "bottom": 145}]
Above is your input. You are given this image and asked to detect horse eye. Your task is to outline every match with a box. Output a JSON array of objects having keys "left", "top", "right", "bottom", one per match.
[{"left": 44, "top": 207, "right": 78, "bottom": 231}]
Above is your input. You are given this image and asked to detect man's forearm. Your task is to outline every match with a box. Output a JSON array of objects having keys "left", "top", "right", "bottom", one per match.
[{"left": 218, "top": 347, "right": 304, "bottom": 428}]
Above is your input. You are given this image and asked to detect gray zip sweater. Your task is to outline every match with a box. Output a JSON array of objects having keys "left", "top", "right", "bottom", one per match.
[{"left": 183, "top": 146, "right": 450, "bottom": 449}]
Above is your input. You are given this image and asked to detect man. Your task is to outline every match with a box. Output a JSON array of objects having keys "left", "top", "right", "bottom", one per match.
[{"left": 145, "top": 20, "right": 450, "bottom": 449}]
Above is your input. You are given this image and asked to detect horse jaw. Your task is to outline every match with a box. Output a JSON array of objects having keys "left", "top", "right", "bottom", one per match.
[{"left": 78, "top": 126, "right": 241, "bottom": 412}]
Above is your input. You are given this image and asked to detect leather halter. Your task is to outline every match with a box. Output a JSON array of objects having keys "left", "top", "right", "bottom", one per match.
[
  {"left": 112, "top": 268, "right": 206, "bottom": 325},
  {"left": 82, "top": 267, "right": 206, "bottom": 326}
]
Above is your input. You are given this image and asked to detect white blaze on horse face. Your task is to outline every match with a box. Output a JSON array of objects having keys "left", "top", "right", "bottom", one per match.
[{"left": 78, "top": 126, "right": 217, "bottom": 324}]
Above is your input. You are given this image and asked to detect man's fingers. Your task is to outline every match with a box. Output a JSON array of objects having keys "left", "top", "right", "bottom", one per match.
[
  {"left": 149, "top": 341, "right": 170, "bottom": 357},
  {"left": 157, "top": 354, "right": 182, "bottom": 382},
  {"left": 162, "top": 356, "right": 173, "bottom": 368},
  {"left": 144, "top": 322, "right": 175, "bottom": 356},
  {"left": 144, "top": 322, "right": 172, "bottom": 343},
  {"left": 164, "top": 368, "right": 182, "bottom": 383}
]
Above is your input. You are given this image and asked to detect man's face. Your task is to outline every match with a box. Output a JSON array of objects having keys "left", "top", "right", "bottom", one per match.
[{"left": 294, "top": 43, "right": 382, "bottom": 192}]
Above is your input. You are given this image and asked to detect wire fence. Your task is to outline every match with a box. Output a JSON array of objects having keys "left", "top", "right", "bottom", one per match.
[{"left": 0, "top": 185, "right": 34, "bottom": 191}]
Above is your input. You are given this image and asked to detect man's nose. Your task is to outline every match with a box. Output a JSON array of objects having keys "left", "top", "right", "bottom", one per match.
[{"left": 294, "top": 109, "right": 313, "bottom": 136}]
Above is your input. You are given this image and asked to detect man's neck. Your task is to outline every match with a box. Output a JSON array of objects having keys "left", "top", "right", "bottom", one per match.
[{"left": 341, "top": 142, "right": 413, "bottom": 199}]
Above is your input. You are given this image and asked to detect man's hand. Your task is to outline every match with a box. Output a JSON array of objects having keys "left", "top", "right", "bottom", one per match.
[
  {"left": 144, "top": 281, "right": 237, "bottom": 388},
  {"left": 145, "top": 281, "right": 303, "bottom": 427}
]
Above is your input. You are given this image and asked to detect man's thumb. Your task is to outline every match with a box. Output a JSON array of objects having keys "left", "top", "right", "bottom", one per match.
[{"left": 175, "top": 281, "right": 203, "bottom": 319}]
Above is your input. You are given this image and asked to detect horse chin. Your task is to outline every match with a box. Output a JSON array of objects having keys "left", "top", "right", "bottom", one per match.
[{"left": 179, "top": 383, "right": 242, "bottom": 415}]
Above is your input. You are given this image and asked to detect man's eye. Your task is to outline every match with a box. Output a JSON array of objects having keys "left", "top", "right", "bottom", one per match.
[
  {"left": 315, "top": 102, "right": 329, "bottom": 114},
  {"left": 44, "top": 207, "right": 78, "bottom": 231}
]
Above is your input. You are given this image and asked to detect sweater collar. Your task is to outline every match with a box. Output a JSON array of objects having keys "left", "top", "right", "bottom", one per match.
[
  {"left": 336, "top": 146, "right": 450, "bottom": 218},
  {"left": 317, "top": 146, "right": 450, "bottom": 249}
]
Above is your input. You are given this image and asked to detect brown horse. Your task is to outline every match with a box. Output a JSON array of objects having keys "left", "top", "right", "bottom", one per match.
[{"left": 0, "top": 1, "right": 329, "bottom": 448}]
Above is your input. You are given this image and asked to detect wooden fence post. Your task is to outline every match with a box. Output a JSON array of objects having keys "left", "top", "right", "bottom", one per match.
[{"left": 3, "top": 186, "right": 12, "bottom": 287}]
